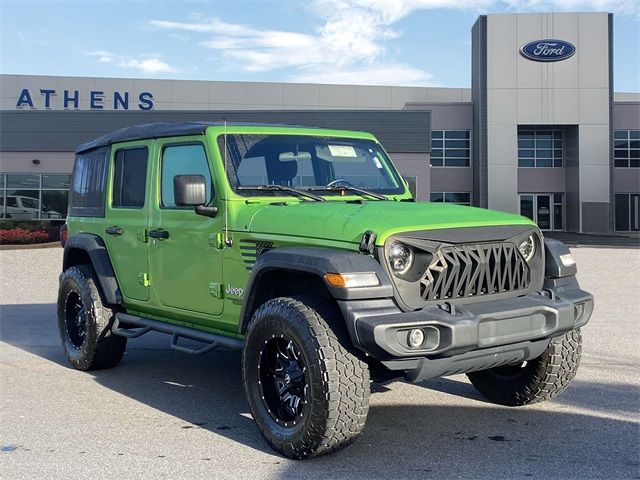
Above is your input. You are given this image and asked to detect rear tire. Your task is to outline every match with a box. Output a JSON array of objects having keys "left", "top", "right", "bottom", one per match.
[
  {"left": 57, "top": 265, "right": 127, "bottom": 371},
  {"left": 467, "top": 329, "right": 582, "bottom": 406},
  {"left": 242, "top": 296, "right": 370, "bottom": 459}
]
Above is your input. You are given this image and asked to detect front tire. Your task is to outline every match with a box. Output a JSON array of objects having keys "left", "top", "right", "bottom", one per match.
[
  {"left": 467, "top": 329, "right": 582, "bottom": 406},
  {"left": 57, "top": 265, "right": 127, "bottom": 371},
  {"left": 242, "top": 296, "right": 370, "bottom": 459}
]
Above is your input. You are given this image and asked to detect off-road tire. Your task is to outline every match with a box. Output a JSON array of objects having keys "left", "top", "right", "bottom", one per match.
[
  {"left": 57, "top": 265, "right": 126, "bottom": 370},
  {"left": 242, "top": 296, "right": 370, "bottom": 459},
  {"left": 467, "top": 329, "right": 582, "bottom": 406}
]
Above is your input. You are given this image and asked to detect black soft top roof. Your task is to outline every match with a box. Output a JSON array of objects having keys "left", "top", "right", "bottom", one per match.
[{"left": 75, "top": 121, "right": 320, "bottom": 153}]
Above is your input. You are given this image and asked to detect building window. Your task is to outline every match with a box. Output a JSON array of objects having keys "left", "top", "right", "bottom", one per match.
[
  {"left": 614, "top": 130, "right": 640, "bottom": 168},
  {"left": 518, "top": 127, "right": 563, "bottom": 168},
  {"left": 615, "top": 193, "right": 639, "bottom": 231},
  {"left": 430, "top": 192, "right": 471, "bottom": 205},
  {"left": 0, "top": 173, "right": 71, "bottom": 220},
  {"left": 430, "top": 130, "right": 470, "bottom": 167},
  {"left": 519, "top": 193, "right": 564, "bottom": 231}
]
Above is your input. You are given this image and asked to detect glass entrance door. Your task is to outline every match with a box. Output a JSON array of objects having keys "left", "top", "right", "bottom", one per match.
[
  {"left": 519, "top": 193, "right": 564, "bottom": 231},
  {"left": 614, "top": 193, "right": 640, "bottom": 231},
  {"left": 536, "top": 194, "right": 552, "bottom": 230}
]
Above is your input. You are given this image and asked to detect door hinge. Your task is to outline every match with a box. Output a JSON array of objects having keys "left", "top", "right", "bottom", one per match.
[
  {"left": 209, "top": 232, "right": 225, "bottom": 249},
  {"left": 138, "top": 272, "right": 151, "bottom": 287},
  {"left": 138, "top": 229, "right": 149, "bottom": 243},
  {"left": 209, "top": 282, "right": 224, "bottom": 299}
]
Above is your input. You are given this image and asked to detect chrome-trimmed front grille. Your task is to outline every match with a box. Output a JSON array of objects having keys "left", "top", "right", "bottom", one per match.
[{"left": 419, "top": 242, "right": 530, "bottom": 301}]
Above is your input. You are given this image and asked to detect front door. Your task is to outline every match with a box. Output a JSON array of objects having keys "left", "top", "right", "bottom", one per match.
[
  {"left": 102, "top": 143, "right": 151, "bottom": 302},
  {"left": 148, "top": 140, "right": 224, "bottom": 321}
]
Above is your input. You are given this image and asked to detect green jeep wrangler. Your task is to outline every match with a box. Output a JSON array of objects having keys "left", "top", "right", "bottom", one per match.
[{"left": 58, "top": 122, "right": 593, "bottom": 459}]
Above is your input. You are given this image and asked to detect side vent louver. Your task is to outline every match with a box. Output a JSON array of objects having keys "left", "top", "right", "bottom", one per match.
[{"left": 239, "top": 240, "right": 274, "bottom": 271}]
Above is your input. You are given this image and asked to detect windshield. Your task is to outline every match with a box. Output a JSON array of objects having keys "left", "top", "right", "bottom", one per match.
[{"left": 217, "top": 134, "right": 405, "bottom": 196}]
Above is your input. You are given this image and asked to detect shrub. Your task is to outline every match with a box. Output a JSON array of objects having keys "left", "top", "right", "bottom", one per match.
[
  {"left": 0, "top": 220, "right": 63, "bottom": 243},
  {"left": 0, "top": 228, "right": 50, "bottom": 245}
]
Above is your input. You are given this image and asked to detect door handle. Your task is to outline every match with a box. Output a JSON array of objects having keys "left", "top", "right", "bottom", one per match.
[
  {"left": 105, "top": 226, "right": 124, "bottom": 236},
  {"left": 148, "top": 229, "right": 169, "bottom": 240}
]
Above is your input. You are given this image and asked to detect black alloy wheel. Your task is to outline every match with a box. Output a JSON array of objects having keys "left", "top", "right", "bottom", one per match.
[
  {"left": 64, "top": 291, "right": 87, "bottom": 349},
  {"left": 258, "top": 336, "right": 309, "bottom": 427}
]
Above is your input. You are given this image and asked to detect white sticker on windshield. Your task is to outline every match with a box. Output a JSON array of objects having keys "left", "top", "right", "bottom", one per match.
[
  {"left": 373, "top": 156, "right": 383, "bottom": 168},
  {"left": 328, "top": 145, "right": 357, "bottom": 157}
]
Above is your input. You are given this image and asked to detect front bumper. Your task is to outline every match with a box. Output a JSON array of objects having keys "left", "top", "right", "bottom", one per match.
[{"left": 338, "top": 276, "right": 593, "bottom": 382}]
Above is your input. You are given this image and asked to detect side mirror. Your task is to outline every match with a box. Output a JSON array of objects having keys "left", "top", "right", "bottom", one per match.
[
  {"left": 173, "top": 174, "right": 218, "bottom": 218},
  {"left": 174, "top": 174, "right": 206, "bottom": 207}
]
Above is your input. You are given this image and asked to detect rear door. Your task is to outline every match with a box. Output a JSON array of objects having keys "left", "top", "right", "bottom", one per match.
[
  {"left": 102, "top": 142, "right": 151, "bottom": 302},
  {"left": 148, "top": 139, "right": 224, "bottom": 320}
]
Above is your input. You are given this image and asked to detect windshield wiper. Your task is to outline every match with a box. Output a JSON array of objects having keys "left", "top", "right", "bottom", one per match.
[
  {"left": 237, "top": 184, "right": 325, "bottom": 202},
  {"left": 309, "top": 185, "right": 387, "bottom": 201}
]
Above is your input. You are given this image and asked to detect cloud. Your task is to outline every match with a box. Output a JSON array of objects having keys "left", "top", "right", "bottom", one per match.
[
  {"left": 500, "top": 0, "right": 640, "bottom": 18},
  {"left": 17, "top": 29, "right": 50, "bottom": 47},
  {"left": 85, "top": 50, "right": 176, "bottom": 74},
  {"left": 169, "top": 33, "right": 191, "bottom": 43},
  {"left": 149, "top": 2, "right": 441, "bottom": 85},
  {"left": 148, "top": 0, "right": 638, "bottom": 85}
]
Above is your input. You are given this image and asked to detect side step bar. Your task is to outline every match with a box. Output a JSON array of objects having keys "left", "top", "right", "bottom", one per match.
[{"left": 112, "top": 313, "right": 243, "bottom": 354}]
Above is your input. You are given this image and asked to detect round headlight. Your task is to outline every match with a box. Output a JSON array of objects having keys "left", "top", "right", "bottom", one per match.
[
  {"left": 388, "top": 241, "right": 414, "bottom": 275},
  {"left": 518, "top": 235, "right": 536, "bottom": 262}
]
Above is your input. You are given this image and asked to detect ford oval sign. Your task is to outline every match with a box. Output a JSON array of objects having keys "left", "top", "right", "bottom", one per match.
[{"left": 520, "top": 39, "right": 576, "bottom": 62}]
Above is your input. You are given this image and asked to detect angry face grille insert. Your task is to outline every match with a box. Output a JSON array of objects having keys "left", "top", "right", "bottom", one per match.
[{"left": 419, "top": 243, "right": 530, "bottom": 301}]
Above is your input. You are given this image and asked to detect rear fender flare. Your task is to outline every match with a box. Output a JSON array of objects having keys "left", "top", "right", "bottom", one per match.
[{"left": 63, "top": 233, "right": 122, "bottom": 305}]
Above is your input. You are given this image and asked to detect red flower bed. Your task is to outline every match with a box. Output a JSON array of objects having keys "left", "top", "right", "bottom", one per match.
[{"left": 0, "top": 228, "right": 50, "bottom": 245}]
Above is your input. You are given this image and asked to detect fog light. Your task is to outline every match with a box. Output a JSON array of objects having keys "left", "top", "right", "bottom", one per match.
[{"left": 407, "top": 328, "right": 425, "bottom": 349}]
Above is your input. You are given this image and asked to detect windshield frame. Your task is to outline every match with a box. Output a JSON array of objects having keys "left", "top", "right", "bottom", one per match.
[{"left": 215, "top": 132, "right": 407, "bottom": 198}]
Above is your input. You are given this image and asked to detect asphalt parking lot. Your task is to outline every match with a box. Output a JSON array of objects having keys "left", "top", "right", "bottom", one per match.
[{"left": 1, "top": 246, "right": 639, "bottom": 480}]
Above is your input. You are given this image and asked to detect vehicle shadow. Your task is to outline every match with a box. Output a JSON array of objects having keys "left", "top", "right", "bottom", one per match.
[{"left": 1, "top": 303, "right": 639, "bottom": 479}]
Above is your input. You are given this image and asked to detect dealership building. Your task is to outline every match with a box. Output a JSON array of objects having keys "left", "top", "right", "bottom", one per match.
[{"left": 1, "top": 11, "right": 638, "bottom": 232}]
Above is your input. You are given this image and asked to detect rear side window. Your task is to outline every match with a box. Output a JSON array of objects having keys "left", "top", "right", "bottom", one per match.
[
  {"left": 69, "top": 146, "right": 110, "bottom": 217},
  {"left": 161, "top": 144, "right": 213, "bottom": 208},
  {"left": 112, "top": 147, "right": 148, "bottom": 208}
]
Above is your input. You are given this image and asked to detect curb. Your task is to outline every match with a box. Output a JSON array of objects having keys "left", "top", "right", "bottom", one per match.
[{"left": 0, "top": 241, "right": 62, "bottom": 251}]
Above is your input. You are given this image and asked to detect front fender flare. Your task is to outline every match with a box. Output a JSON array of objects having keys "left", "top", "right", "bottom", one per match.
[
  {"left": 239, "top": 246, "right": 393, "bottom": 332},
  {"left": 544, "top": 238, "right": 577, "bottom": 278}
]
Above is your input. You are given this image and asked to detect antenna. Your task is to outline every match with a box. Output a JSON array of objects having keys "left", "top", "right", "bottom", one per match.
[{"left": 223, "top": 118, "right": 232, "bottom": 246}]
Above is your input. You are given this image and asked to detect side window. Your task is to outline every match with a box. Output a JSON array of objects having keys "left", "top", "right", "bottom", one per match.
[
  {"left": 112, "top": 147, "right": 148, "bottom": 208},
  {"left": 161, "top": 144, "right": 213, "bottom": 208},
  {"left": 69, "top": 146, "right": 110, "bottom": 217}
]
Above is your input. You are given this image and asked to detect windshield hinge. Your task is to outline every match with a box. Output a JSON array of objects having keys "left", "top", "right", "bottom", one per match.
[{"left": 359, "top": 230, "right": 376, "bottom": 254}]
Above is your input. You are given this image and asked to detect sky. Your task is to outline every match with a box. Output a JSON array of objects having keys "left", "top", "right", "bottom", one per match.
[{"left": 1, "top": 0, "right": 639, "bottom": 91}]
